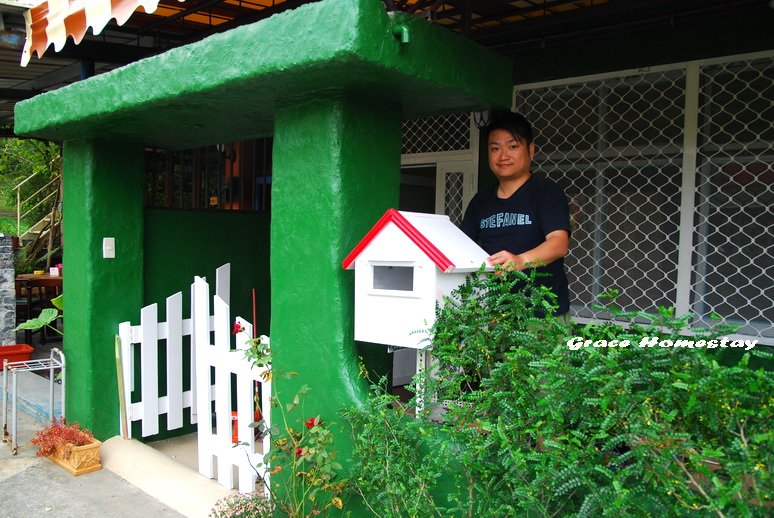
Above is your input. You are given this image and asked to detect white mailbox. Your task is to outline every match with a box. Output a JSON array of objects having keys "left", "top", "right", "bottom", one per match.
[{"left": 342, "top": 209, "right": 491, "bottom": 349}]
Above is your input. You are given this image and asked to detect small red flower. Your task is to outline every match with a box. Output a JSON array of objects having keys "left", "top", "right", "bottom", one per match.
[
  {"left": 305, "top": 417, "right": 319, "bottom": 429},
  {"left": 232, "top": 322, "right": 245, "bottom": 335},
  {"left": 295, "top": 447, "right": 304, "bottom": 457}
]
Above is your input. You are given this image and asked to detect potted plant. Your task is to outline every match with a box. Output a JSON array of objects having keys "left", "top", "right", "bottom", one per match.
[{"left": 30, "top": 420, "right": 102, "bottom": 476}]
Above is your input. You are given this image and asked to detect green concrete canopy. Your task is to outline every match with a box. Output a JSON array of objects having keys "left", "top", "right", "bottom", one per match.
[{"left": 15, "top": 0, "right": 512, "bottom": 149}]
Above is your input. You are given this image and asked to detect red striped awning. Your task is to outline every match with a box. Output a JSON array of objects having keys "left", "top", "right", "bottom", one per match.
[{"left": 21, "top": 0, "right": 172, "bottom": 66}]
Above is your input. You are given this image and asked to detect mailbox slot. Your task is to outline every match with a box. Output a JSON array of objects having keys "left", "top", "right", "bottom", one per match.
[{"left": 372, "top": 265, "right": 414, "bottom": 292}]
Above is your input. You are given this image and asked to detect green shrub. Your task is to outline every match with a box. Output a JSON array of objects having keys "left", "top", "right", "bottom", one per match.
[
  {"left": 343, "top": 378, "right": 446, "bottom": 517},
  {"left": 264, "top": 381, "right": 348, "bottom": 517},
  {"left": 346, "top": 268, "right": 773, "bottom": 517}
]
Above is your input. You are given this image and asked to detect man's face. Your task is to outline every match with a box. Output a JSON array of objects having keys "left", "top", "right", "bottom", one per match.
[{"left": 488, "top": 129, "right": 535, "bottom": 182}]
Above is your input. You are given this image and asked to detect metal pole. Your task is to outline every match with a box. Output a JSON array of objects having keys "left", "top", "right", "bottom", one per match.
[
  {"left": 11, "top": 367, "right": 18, "bottom": 453},
  {"left": 49, "top": 355, "right": 55, "bottom": 421},
  {"left": 54, "top": 348, "right": 65, "bottom": 421},
  {"left": 2, "top": 359, "right": 7, "bottom": 441}
]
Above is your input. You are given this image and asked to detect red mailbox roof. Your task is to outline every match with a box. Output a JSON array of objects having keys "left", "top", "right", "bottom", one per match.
[{"left": 342, "top": 208, "right": 489, "bottom": 273}]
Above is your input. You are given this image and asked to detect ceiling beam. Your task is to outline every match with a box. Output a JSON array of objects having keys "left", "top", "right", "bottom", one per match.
[
  {"left": 51, "top": 39, "right": 160, "bottom": 64},
  {"left": 485, "top": 0, "right": 766, "bottom": 53},
  {"left": 13, "top": 62, "right": 83, "bottom": 90},
  {"left": 183, "top": 0, "right": 309, "bottom": 42},
  {"left": 469, "top": 0, "right": 758, "bottom": 43},
  {"left": 0, "top": 87, "right": 41, "bottom": 100},
  {"left": 440, "top": 0, "right": 582, "bottom": 23},
  {"left": 136, "top": 0, "right": 226, "bottom": 35},
  {"left": 472, "top": 2, "right": 636, "bottom": 43}
]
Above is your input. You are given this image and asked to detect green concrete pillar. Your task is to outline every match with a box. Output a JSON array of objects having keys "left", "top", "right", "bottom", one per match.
[
  {"left": 62, "top": 139, "right": 144, "bottom": 438},
  {"left": 270, "top": 92, "right": 400, "bottom": 439}
]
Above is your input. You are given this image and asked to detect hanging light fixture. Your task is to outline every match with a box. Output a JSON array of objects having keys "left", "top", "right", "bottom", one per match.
[{"left": 472, "top": 111, "right": 490, "bottom": 129}]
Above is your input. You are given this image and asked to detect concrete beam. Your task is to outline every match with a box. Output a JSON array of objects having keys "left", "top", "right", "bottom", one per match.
[{"left": 15, "top": 0, "right": 512, "bottom": 150}]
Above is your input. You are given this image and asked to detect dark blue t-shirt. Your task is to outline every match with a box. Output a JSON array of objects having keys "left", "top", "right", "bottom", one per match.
[{"left": 460, "top": 174, "right": 571, "bottom": 315}]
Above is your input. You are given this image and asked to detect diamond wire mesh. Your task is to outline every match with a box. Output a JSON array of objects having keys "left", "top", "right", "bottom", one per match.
[
  {"left": 444, "top": 171, "right": 465, "bottom": 224},
  {"left": 517, "top": 69, "right": 685, "bottom": 316},
  {"left": 693, "top": 57, "right": 774, "bottom": 340},
  {"left": 515, "top": 54, "right": 773, "bottom": 344},
  {"left": 402, "top": 113, "right": 471, "bottom": 154}
]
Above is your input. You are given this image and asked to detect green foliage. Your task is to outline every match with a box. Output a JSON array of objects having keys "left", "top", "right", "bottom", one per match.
[
  {"left": 0, "top": 138, "right": 61, "bottom": 185},
  {"left": 258, "top": 380, "right": 348, "bottom": 517},
  {"left": 240, "top": 328, "right": 347, "bottom": 517},
  {"left": 342, "top": 376, "right": 445, "bottom": 518},
  {"left": 0, "top": 215, "right": 26, "bottom": 235},
  {"left": 347, "top": 268, "right": 772, "bottom": 517},
  {"left": 15, "top": 294, "right": 63, "bottom": 336},
  {"left": 0, "top": 138, "right": 61, "bottom": 224}
]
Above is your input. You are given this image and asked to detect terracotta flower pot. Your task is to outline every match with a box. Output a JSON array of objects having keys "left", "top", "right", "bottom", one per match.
[{"left": 48, "top": 439, "right": 102, "bottom": 476}]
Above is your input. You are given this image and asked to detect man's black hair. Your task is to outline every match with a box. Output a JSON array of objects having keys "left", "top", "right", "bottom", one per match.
[{"left": 485, "top": 111, "right": 533, "bottom": 146}]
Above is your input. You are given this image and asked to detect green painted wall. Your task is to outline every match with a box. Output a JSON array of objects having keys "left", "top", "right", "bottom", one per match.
[
  {"left": 144, "top": 209, "right": 271, "bottom": 332},
  {"left": 270, "top": 93, "right": 400, "bottom": 489},
  {"left": 62, "top": 139, "right": 144, "bottom": 438}
]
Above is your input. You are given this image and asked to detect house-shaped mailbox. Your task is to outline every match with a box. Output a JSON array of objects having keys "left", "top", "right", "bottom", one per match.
[{"left": 342, "top": 209, "right": 491, "bottom": 349}]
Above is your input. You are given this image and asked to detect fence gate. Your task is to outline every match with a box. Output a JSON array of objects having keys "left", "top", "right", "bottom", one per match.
[{"left": 118, "top": 264, "right": 271, "bottom": 493}]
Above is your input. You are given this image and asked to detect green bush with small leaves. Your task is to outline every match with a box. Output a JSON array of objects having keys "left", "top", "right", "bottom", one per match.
[
  {"left": 345, "top": 268, "right": 772, "bottom": 517},
  {"left": 343, "top": 376, "right": 446, "bottom": 517}
]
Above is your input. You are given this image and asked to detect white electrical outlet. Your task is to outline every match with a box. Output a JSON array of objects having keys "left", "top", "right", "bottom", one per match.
[{"left": 103, "top": 237, "right": 115, "bottom": 259}]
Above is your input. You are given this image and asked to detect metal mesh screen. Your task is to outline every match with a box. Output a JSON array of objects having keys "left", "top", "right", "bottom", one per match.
[
  {"left": 444, "top": 171, "right": 465, "bottom": 225},
  {"left": 693, "top": 57, "right": 774, "bottom": 339},
  {"left": 515, "top": 52, "right": 773, "bottom": 344},
  {"left": 402, "top": 113, "right": 471, "bottom": 154}
]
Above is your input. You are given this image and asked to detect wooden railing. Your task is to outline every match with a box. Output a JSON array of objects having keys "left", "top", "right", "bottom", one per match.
[{"left": 14, "top": 171, "right": 61, "bottom": 239}]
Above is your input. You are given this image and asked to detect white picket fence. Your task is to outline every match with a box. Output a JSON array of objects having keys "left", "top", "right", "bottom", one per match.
[{"left": 117, "top": 264, "right": 271, "bottom": 493}]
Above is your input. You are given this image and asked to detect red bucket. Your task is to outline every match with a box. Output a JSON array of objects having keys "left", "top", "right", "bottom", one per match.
[{"left": 0, "top": 344, "right": 34, "bottom": 369}]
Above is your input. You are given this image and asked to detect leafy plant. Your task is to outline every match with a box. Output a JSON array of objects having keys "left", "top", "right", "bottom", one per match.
[
  {"left": 30, "top": 420, "right": 94, "bottom": 459},
  {"left": 345, "top": 268, "right": 772, "bottom": 517},
  {"left": 0, "top": 138, "right": 61, "bottom": 222},
  {"left": 0, "top": 215, "right": 28, "bottom": 236},
  {"left": 342, "top": 373, "right": 445, "bottom": 518},
  {"left": 238, "top": 325, "right": 348, "bottom": 517},
  {"left": 209, "top": 491, "right": 275, "bottom": 518},
  {"left": 15, "top": 293, "right": 63, "bottom": 336}
]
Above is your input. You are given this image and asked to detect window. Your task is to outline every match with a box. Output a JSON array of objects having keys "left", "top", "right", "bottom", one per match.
[
  {"left": 515, "top": 51, "right": 774, "bottom": 344},
  {"left": 372, "top": 265, "right": 414, "bottom": 292},
  {"left": 145, "top": 138, "right": 272, "bottom": 212}
]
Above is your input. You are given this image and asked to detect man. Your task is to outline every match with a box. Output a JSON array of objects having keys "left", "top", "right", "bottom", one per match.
[{"left": 460, "top": 111, "right": 571, "bottom": 317}]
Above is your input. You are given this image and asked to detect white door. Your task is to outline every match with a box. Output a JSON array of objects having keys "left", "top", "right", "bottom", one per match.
[{"left": 435, "top": 160, "right": 477, "bottom": 226}]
